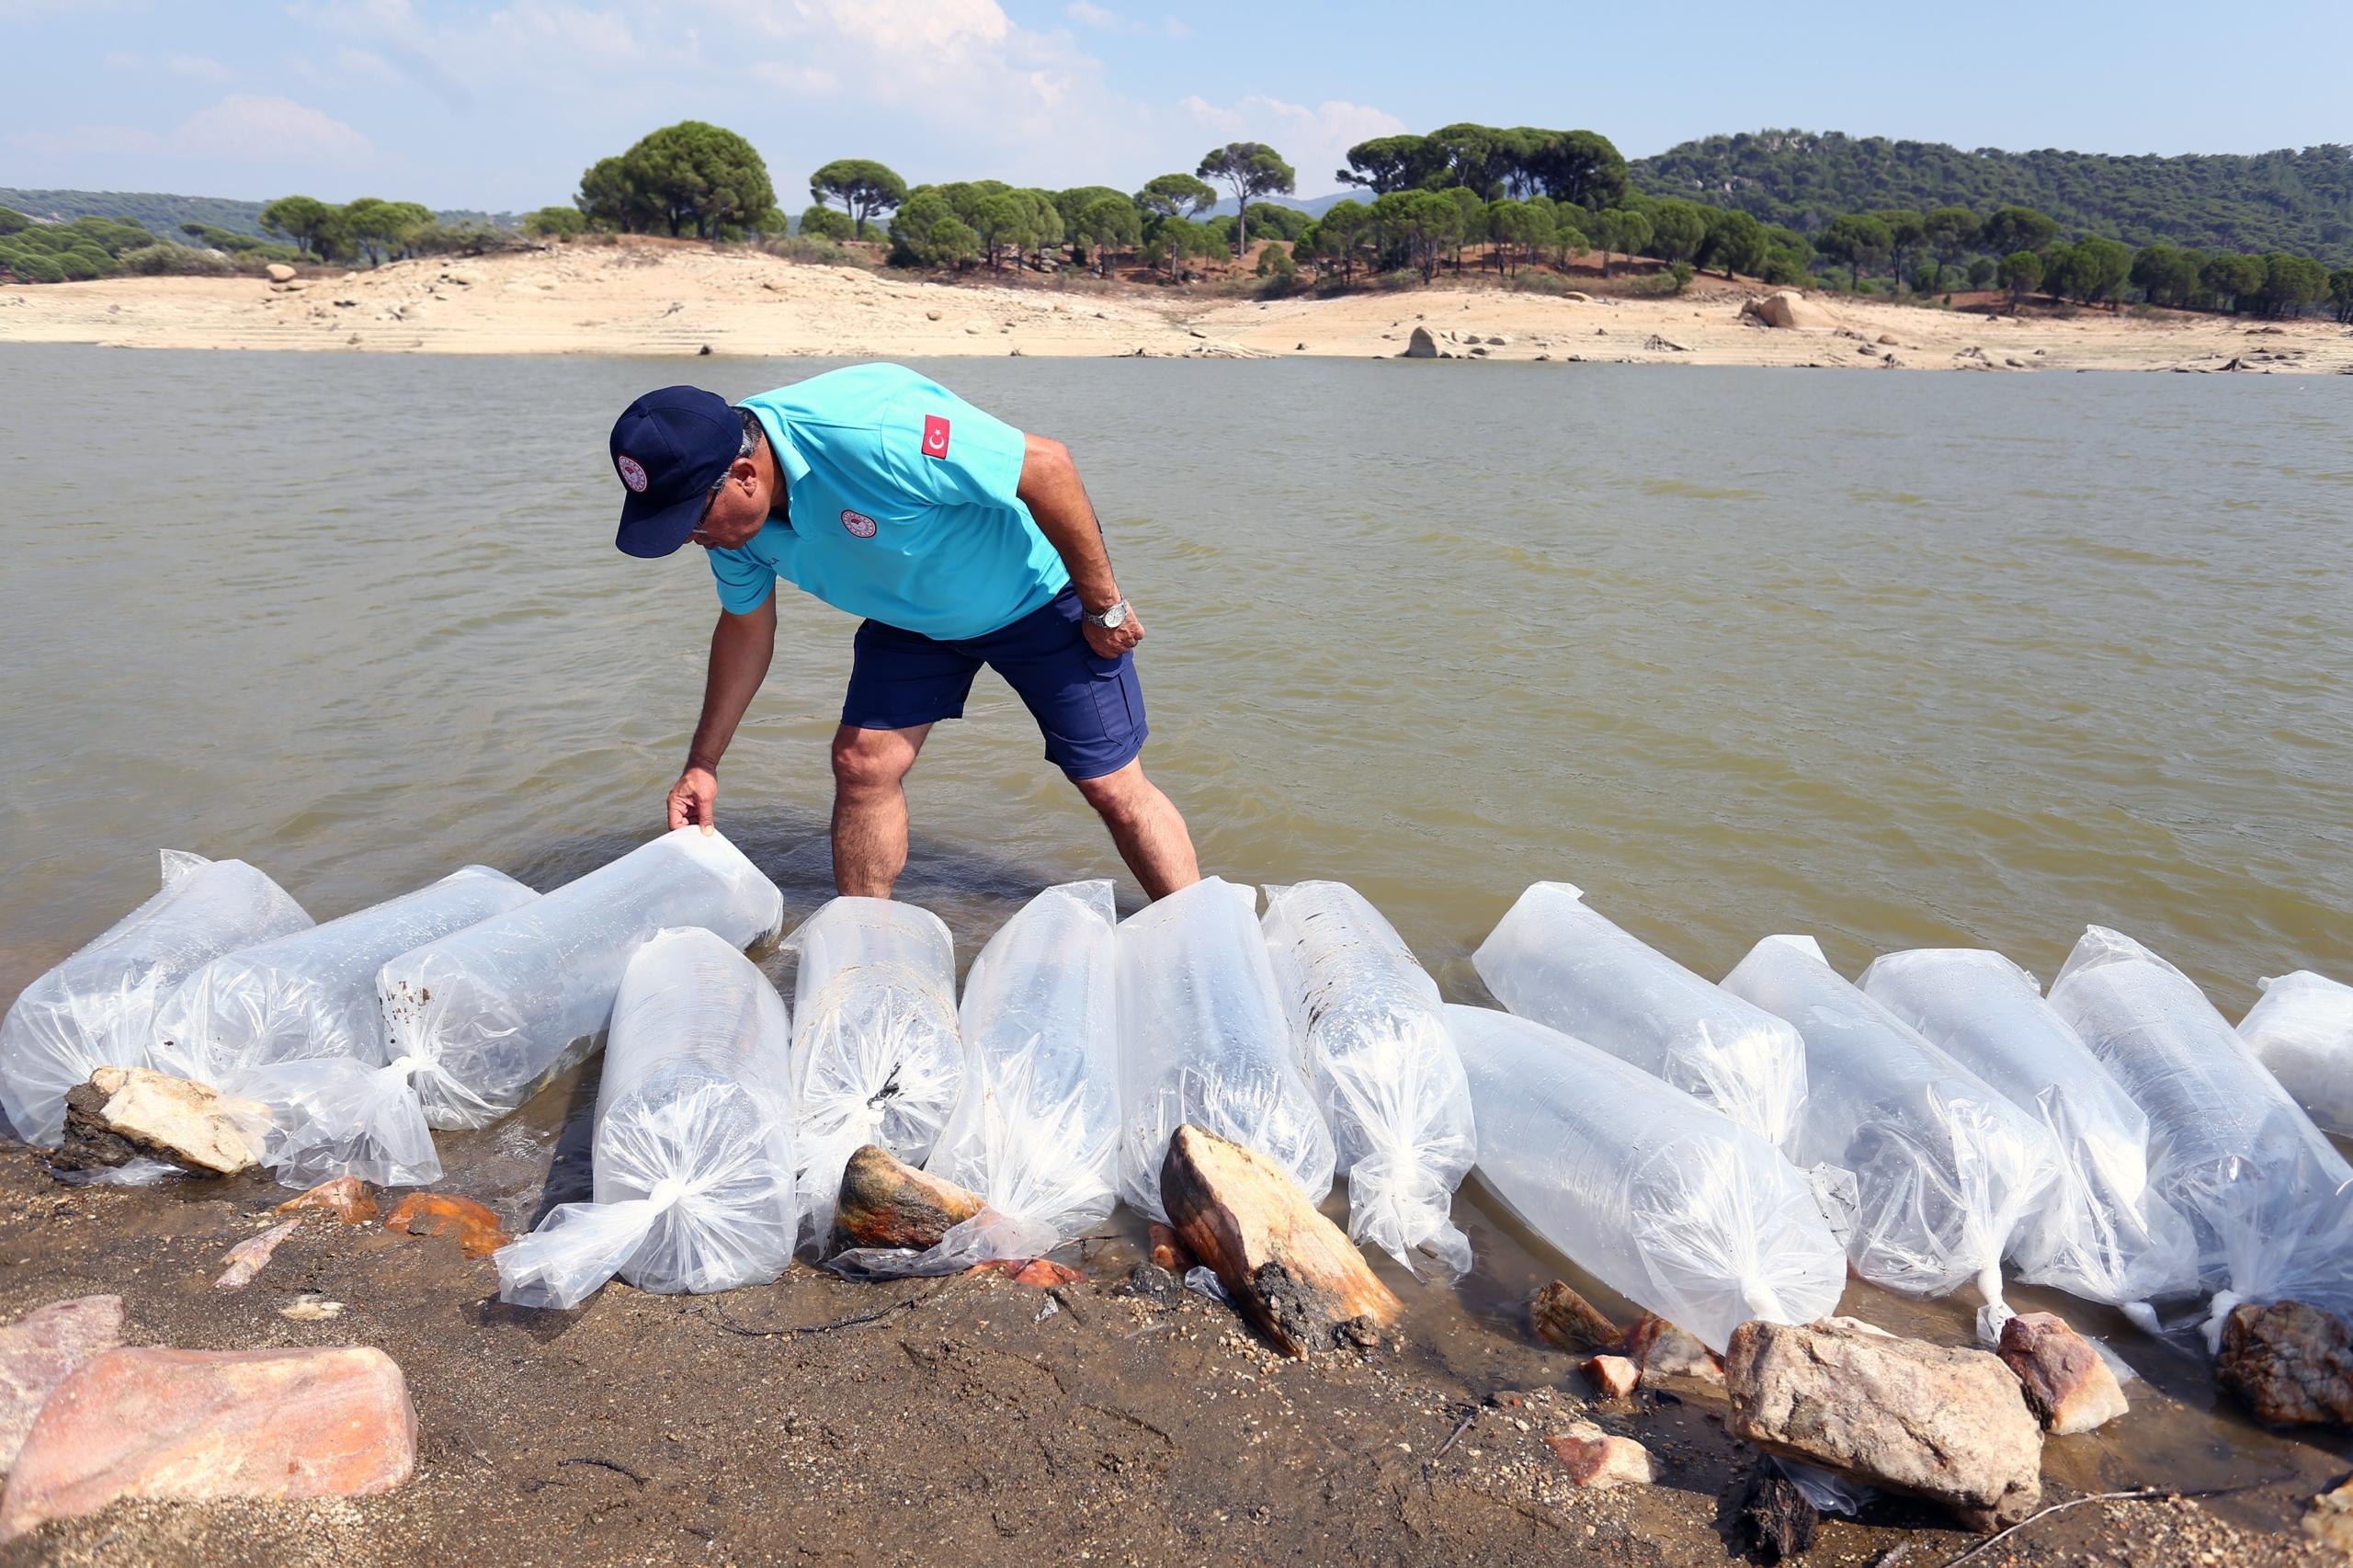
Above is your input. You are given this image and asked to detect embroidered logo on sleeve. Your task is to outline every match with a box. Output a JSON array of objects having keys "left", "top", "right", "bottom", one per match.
[
  {"left": 840, "top": 508, "right": 878, "bottom": 538},
  {"left": 921, "top": 415, "right": 951, "bottom": 460}
]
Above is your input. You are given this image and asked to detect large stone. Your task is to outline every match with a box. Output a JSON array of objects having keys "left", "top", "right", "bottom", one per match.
[
  {"left": 59, "top": 1067, "right": 265, "bottom": 1176},
  {"left": 2216, "top": 1300, "right": 2353, "bottom": 1426},
  {"left": 1160, "top": 1124, "right": 1401, "bottom": 1358},
  {"left": 1529, "top": 1278, "right": 1619, "bottom": 1351},
  {"left": 0, "top": 1346, "right": 415, "bottom": 1543},
  {"left": 265, "top": 262, "right": 297, "bottom": 282},
  {"left": 1401, "top": 325, "right": 1438, "bottom": 358},
  {"left": 1543, "top": 1421, "right": 1655, "bottom": 1488},
  {"left": 1741, "top": 290, "right": 1838, "bottom": 330},
  {"left": 1998, "top": 1312, "right": 2129, "bottom": 1434},
  {"left": 0, "top": 1297, "right": 122, "bottom": 1469},
  {"left": 832, "top": 1143, "right": 983, "bottom": 1253},
  {"left": 1726, "top": 1316, "right": 2042, "bottom": 1531},
  {"left": 382, "top": 1192, "right": 509, "bottom": 1258}
]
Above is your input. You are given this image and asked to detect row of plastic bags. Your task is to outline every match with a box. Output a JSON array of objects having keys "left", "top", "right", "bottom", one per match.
[
  {"left": 1469, "top": 881, "right": 2353, "bottom": 1343},
  {"left": 0, "top": 832, "right": 786, "bottom": 1190}
]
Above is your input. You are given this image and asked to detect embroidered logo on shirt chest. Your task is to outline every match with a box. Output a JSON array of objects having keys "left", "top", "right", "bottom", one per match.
[{"left": 840, "top": 508, "right": 878, "bottom": 539}]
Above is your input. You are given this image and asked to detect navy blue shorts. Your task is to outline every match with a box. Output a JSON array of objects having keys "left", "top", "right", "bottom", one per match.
[{"left": 842, "top": 588, "right": 1149, "bottom": 780}]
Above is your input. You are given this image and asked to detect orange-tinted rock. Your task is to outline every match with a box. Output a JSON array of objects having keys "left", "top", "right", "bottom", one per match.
[
  {"left": 215, "top": 1221, "right": 299, "bottom": 1290},
  {"left": 1530, "top": 1279, "right": 1620, "bottom": 1352},
  {"left": 972, "top": 1258, "right": 1083, "bottom": 1289},
  {"left": 276, "top": 1176, "right": 379, "bottom": 1225},
  {"left": 1147, "top": 1221, "right": 1193, "bottom": 1273},
  {"left": 382, "top": 1192, "right": 508, "bottom": 1258},
  {"left": 1623, "top": 1312, "right": 1726, "bottom": 1386},
  {"left": 2216, "top": 1299, "right": 2353, "bottom": 1426},
  {"left": 832, "top": 1144, "right": 984, "bottom": 1253},
  {"left": 1544, "top": 1420, "right": 1655, "bottom": 1488},
  {"left": 0, "top": 1296, "right": 123, "bottom": 1469},
  {"left": 1584, "top": 1353, "right": 1639, "bottom": 1401},
  {"left": 0, "top": 1346, "right": 415, "bottom": 1543},
  {"left": 1998, "top": 1312, "right": 2129, "bottom": 1434}
]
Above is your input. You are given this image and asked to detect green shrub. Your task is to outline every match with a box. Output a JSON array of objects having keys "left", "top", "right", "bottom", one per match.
[
  {"left": 0, "top": 206, "right": 28, "bottom": 236},
  {"left": 797, "top": 205, "right": 857, "bottom": 241},
  {"left": 1669, "top": 259, "right": 1694, "bottom": 291},
  {"left": 118, "top": 244, "right": 233, "bottom": 276},
  {"left": 523, "top": 205, "right": 587, "bottom": 238},
  {"left": 56, "top": 252, "right": 105, "bottom": 280},
  {"left": 1254, "top": 240, "right": 1294, "bottom": 277},
  {"left": 758, "top": 234, "right": 862, "bottom": 267},
  {"left": 3, "top": 251, "right": 66, "bottom": 283}
]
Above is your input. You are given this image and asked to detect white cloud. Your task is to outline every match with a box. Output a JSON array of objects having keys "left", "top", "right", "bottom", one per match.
[
  {"left": 168, "top": 54, "right": 234, "bottom": 82},
  {"left": 1163, "top": 15, "right": 1188, "bottom": 37},
  {"left": 1064, "top": 0, "right": 1119, "bottom": 27},
  {"left": 9, "top": 95, "right": 372, "bottom": 167},
  {"left": 1181, "top": 94, "right": 1406, "bottom": 196}
]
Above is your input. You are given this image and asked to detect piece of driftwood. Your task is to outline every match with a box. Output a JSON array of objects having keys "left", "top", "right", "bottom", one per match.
[
  {"left": 830, "top": 1144, "right": 983, "bottom": 1253},
  {"left": 1158, "top": 1124, "right": 1401, "bottom": 1357},
  {"left": 1529, "top": 1278, "right": 1620, "bottom": 1351}
]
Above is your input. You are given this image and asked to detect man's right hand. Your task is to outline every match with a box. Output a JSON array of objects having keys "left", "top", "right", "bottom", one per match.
[{"left": 667, "top": 766, "right": 719, "bottom": 833}]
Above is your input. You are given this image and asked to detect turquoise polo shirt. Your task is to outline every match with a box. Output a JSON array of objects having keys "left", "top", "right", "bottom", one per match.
[{"left": 705, "top": 365, "right": 1070, "bottom": 641}]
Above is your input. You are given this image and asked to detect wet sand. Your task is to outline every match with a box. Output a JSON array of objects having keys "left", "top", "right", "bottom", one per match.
[{"left": 5, "top": 238, "right": 2348, "bottom": 374}]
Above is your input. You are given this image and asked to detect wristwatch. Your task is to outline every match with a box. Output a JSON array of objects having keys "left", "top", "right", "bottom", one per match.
[{"left": 1084, "top": 599, "right": 1131, "bottom": 631}]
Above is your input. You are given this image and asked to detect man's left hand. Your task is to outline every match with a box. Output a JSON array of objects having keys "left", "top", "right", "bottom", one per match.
[{"left": 1084, "top": 603, "right": 1143, "bottom": 659}]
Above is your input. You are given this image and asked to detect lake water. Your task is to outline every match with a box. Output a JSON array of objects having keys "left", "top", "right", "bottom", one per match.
[
  {"left": 6, "top": 345, "right": 2347, "bottom": 1010},
  {"left": 6, "top": 343, "right": 2350, "bottom": 1511}
]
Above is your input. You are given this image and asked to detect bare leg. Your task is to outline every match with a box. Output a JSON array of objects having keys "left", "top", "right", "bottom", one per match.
[
  {"left": 830, "top": 722, "right": 931, "bottom": 897},
  {"left": 1071, "top": 757, "right": 1200, "bottom": 900}
]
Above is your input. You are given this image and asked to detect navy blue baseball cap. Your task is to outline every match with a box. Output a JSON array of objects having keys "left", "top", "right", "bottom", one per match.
[{"left": 608, "top": 385, "right": 743, "bottom": 558}]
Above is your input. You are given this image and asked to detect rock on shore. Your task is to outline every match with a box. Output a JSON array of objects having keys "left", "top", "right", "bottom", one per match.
[
  {"left": 2216, "top": 1300, "right": 2353, "bottom": 1426},
  {"left": 1725, "top": 1316, "right": 2042, "bottom": 1531}
]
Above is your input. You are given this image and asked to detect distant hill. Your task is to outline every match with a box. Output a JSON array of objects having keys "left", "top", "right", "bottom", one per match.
[
  {"left": 1631, "top": 131, "right": 2353, "bottom": 265},
  {"left": 1202, "top": 191, "right": 1360, "bottom": 220},
  {"left": 0, "top": 188, "right": 519, "bottom": 244}
]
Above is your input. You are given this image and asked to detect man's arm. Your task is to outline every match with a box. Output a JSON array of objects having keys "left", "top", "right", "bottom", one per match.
[
  {"left": 1017, "top": 433, "right": 1142, "bottom": 658},
  {"left": 667, "top": 596, "right": 778, "bottom": 832}
]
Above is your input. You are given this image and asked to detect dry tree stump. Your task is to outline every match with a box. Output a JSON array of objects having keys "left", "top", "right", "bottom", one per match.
[{"left": 1158, "top": 1124, "right": 1400, "bottom": 1357}]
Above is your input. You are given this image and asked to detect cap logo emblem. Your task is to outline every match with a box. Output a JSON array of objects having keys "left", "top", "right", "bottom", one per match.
[
  {"left": 921, "top": 415, "right": 951, "bottom": 459},
  {"left": 841, "top": 508, "right": 878, "bottom": 539},
  {"left": 616, "top": 454, "right": 648, "bottom": 494}
]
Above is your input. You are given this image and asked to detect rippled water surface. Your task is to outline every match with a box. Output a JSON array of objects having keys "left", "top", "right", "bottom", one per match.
[{"left": 6, "top": 345, "right": 2347, "bottom": 1009}]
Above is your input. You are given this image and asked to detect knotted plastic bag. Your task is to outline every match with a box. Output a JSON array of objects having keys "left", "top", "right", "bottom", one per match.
[
  {"left": 2238, "top": 971, "right": 2353, "bottom": 1138},
  {"left": 1263, "top": 881, "right": 1475, "bottom": 1280},
  {"left": 1, "top": 851, "right": 312, "bottom": 1144},
  {"left": 1448, "top": 1005, "right": 1847, "bottom": 1353},
  {"left": 785, "top": 896, "right": 965, "bottom": 1248},
  {"left": 2047, "top": 926, "right": 2353, "bottom": 1335},
  {"left": 495, "top": 927, "right": 800, "bottom": 1308},
  {"left": 152, "top": 865, "right": 537, "bottom": 1085},
  {"left": 1115, "top": 877, "right": 1335, "bottom": 1224},
  {"left": 1722, "top": 935, "right": 2058, "bottom": 1339},
  {"left": 1860, "top": 948, "right": 2200, "bottom": 1313},
  {"left": 833, "top": 882, "right": 1120, "bottom": 1278},
  {"left": 1472, "top": 881, "right": 1806, "bottom": 1150},
  {"left": 376, "top": 828, "right": 783, "bottom": 1131}
]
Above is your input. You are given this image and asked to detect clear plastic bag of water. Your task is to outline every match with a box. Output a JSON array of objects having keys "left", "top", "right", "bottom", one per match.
[
  {"left": 833, "top": 882, "right": 1121, "bottom": 1278},
  {"left": 1, "top": 851, "right": 312, "bottom": 1143},
  {"left": 1115, "top": 877, "right": 1335, "bottom": 1224},
  {"left": 376, "top": 828, "right": 782, "bottom": 1132},
  {"left": 1448, "top": 1004, "right": 1846, "bottom": 1353},
  {"left": 1263, "top": 881, "right": 1475, "bottom": 1279},
  {"left": 785, "top": 896, "right": 965, "bottom": 1247},
  {"left": 1860, "top": 948, "right": 2200, "bottom": 1312},
  {"left": 1722, "top": 935, "right": 2058, "bottom": 1337},
  {"left": 494, "top": 927, "right": 800, "bottom": 1308},
  {"left": 2238, "top": 970, "right": 2353, "bottom": 1138},
  {"left": 152, "top": 865, "right": 537, "bottom": 1085},
  {"left": 2047, "top": 926, "right": 2353, "bottom": 1330},
  {"left": 1472, "top": 881, "right": 1805, "bottom": 1149}
]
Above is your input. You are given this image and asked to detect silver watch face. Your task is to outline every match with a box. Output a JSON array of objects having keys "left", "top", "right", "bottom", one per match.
[{"left": 1096, "top": 601, "right": 1129, "bottom": 630}]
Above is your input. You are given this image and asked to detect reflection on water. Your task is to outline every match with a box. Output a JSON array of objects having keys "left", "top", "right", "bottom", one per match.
[{"left": 4, "top": 345, "right": 2350, "bottom": 1509}]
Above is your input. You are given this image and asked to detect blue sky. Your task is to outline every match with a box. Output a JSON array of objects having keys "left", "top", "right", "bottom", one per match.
[{"left": 5, "top": 0, "right": 2344, "bottom": 212}]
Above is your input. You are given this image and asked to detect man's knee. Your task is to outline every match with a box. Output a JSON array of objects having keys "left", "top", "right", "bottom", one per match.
[
  {"left": 1072, "top": 759, "right": 1155, "bottom": 824},
  {"left": 832, "top": 728, "right": 917, "bottom": 795}
]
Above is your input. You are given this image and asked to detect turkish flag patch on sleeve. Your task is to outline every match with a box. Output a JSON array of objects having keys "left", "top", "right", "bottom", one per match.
[{"left": 921, "top": 414, "right": 951, "bottom": 460}]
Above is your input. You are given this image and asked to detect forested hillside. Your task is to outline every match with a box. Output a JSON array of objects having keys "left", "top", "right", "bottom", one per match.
[
  {"left": 0, "top": 189, "right": 517, "bottom": 245},
  {"left": 1632, "top": 132, "right": 2353, "bottom": 265}
]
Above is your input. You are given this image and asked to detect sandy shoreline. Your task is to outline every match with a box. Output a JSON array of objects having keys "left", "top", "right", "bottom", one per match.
[{"left": 4, "top": 239, "right": 2350, "bottom": 374}]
